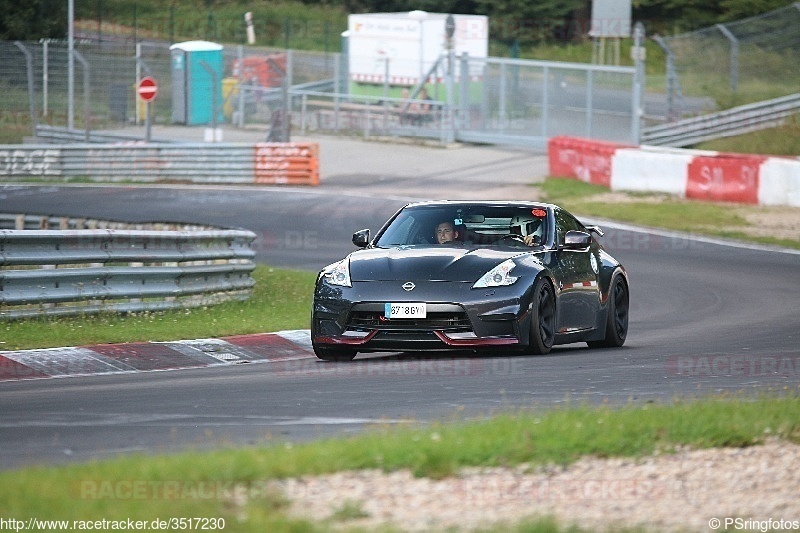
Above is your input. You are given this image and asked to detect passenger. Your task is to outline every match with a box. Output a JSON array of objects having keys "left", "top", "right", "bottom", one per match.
[
  {"left": 510, "top": 216, "right": 543, "bottom": 246},
  {"left": 522, "top": 234, "right": 541, "bottom": 246}
]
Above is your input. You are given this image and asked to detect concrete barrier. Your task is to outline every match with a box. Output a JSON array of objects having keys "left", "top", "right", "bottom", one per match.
[
  {"left": 0, "top": 142, "right": 321, "bottom": 186},
  {"left": 611, "top": 147, "right": 695, "bottom": 197},
  {"left": 759, "top": 157, "right": 800, "bottom": 207},
  {"left": 548, "top": 136, "right": 630, "bottom": 187},
  {"left": 547, "top": 136, "right": 800, "bottom": 207},
  {"left": 254, "top": 142, "right": 319, "bottom": 185}
]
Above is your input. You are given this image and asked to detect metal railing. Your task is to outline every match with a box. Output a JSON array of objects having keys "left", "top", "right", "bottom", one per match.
[
  {"left": 0, "top": 142, "right": 320, "bottom": 185},
  {"left": 1, "top": 219, "right": 257, "bottom": 319},
  {"left": 641, "top": 93, "right": 800, "bottom": 147},
  {"left": 5, "top": 37, "right": 642, "bottom": 148},
  {"left": 0, "top": 213, "right": 213, "bottom": 231}
]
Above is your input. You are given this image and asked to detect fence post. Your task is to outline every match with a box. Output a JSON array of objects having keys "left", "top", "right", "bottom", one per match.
[
  {"left": 13, "top": 42, "right": 38, "bottom": 136},
  {"left": 459, "top": 53, "right": 470, "bottom": 132},
  {"left": 136, "top": 57, "right": 154, "bottom": 142},
  {"left": 444, "top": 49, "right": 456, "bottom": 144},
  {"left": 652, "top": 35, "right": 681, "bottom": 122},
  {"left": 632, "top": 21, "right": 646, "bottom": 145},
  {"left": 541, "top": 65, "right": 549, "bottom": 138},
  {"left": 586, "top": 69, "right": 594, "bottom": 138},
  {"left": 716, "top": 23, "right": 739, "bottom": 96},
  {"left": 499, "top": 60, "right": 507, "bottom": 132},
  {"left": 73, "top": 50, "right": 91, "bottom": 142},
  {"left": 43, "top": 40, "right": 50, "bottom": 118}
]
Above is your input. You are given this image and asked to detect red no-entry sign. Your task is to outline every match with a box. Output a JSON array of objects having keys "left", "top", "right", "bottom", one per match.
[{"left": 137, "top": 76, "right": 158, "bottom": 102}]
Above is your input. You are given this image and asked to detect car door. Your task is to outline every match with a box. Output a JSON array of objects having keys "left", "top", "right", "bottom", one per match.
[{"left": 550, "top": 209, "right": 600, "bottom": 332}]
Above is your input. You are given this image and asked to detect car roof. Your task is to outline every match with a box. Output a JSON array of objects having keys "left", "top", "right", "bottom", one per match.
[{"left": 402, "top": 200, "right": 559, "bottom": 210}]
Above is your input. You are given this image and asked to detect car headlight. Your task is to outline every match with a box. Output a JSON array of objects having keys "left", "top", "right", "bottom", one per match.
[
  {"left": 323, "top": 259, "right": 352, "bottom": 287},
  {"left": 473, "top": 259, "right": 518, "bottom": 288}
]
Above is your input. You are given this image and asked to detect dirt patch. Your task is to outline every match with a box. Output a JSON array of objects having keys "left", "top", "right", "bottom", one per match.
[
  {"left": 740, "top": 206, "right": 800, "bottom": 242},
  {"left": 274, "top": 440, "right": 800, "bottom": 532}
]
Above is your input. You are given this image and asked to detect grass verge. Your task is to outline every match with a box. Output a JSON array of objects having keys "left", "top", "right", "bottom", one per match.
[
  {"left": 539, "top": 178, "right": 800, "bottom": 250},
  {"left": 0, "top": 266, "right": 317, "bottom": 351},
  {"left": 0, "top": 396, "right": 797, "bottom": 532}
]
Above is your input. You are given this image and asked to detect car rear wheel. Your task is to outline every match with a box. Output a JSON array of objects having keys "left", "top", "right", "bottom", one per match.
[
  {"left": 588, "top": 273, "right": 629, "bottom": 348},
  {"left": 527, "top": 277, "right": 555, "bottom": 355},
  {"left": 313, "top": 346, "right": 357, "bottom": 362}
]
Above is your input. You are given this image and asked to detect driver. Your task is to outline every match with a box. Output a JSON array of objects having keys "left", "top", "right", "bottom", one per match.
[{"left": 435, "top": 221, "right": 460, "bottom": 244}]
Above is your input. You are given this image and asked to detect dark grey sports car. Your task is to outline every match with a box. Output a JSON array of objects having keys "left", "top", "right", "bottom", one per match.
[{"left": 311, "top": 201, "right": 628, "bottom": 361}]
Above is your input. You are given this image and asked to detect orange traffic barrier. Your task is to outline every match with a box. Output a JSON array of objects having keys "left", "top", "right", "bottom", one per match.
[{"left": 253, "top": 142, "right": 319, "bottom": 186}]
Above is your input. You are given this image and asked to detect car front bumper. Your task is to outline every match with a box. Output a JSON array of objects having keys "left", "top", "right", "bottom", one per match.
[{"left": 312, "top": 279, "right": 533, "bottom": 352}]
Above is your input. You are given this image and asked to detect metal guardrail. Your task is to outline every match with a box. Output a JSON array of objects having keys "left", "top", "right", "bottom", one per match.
[
  {"left": 1, "top": 222, "right": 257, "bottom": 319},
  {"left": 31, "top": 125, "right": 179, "bottom": 145},
  {"left": 642, "top": 93, "right": 800, "bottom": 147},
  {"left": 0, "top": 142, "right": 320, "bottom": 185},
  {"left": 0, "top": 213, "right": 212, "bottom": 231}
]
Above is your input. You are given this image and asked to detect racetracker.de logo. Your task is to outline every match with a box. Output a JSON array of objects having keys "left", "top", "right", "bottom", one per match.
[{"left": 665, "top": 354, "right": 800, "bottom": 377}]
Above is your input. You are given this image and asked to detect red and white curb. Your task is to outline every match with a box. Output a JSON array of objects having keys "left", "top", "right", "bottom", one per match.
[
  {"left": 548, "top": 136, "right": 800, "bottom": 207},
  {"left": 0, "top": 330, "right": 314, "bottom": 382}
]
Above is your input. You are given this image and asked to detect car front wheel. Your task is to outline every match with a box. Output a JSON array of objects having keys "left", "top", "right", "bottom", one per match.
[{"left": 527, "top": 276, "right": 555, "bottom": 355}]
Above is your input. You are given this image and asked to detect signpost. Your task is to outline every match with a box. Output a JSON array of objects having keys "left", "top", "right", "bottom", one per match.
[{"left": 137, "top": 76, "right": 158, "bottom": 142}]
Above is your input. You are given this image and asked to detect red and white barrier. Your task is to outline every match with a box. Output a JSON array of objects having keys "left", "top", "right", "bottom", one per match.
[{"left": 548, "top": 136, "right": 800, "bottom": 207}]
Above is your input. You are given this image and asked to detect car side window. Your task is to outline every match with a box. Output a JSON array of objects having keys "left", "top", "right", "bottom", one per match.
[
  {"left": 376, "top": 213, "right": 416, "bottom": 246},
  {"left": 554, "top": 209, "right": 586, "bottom": 246}
]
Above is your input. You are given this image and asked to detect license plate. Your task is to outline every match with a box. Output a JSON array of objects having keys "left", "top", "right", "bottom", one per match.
[{"left": 385, "top": 302, "right": 426, "bottom": 319}]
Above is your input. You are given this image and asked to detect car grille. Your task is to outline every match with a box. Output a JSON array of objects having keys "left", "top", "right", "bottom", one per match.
[{"left": 347, "top": 310, "right": 471, "bottom": 331}]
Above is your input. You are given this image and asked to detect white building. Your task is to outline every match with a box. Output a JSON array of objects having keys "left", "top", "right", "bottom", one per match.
[{"left": 347, "top": 11, "right": 488, "bottom": 90}]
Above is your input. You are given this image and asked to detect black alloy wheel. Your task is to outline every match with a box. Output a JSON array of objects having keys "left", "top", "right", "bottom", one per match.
[
  {"left": 527, "top": 276, "right": 555, "bottom": 355},
  {"left": 588, "top": 274, "right": 629, "bottom": 348}
]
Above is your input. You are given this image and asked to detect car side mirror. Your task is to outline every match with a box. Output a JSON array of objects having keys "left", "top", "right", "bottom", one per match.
[
  {"left": 562, "top": 230, "right": 592, "bottom": 251},
  {"left": 352, "top": 229, "right": 370, "bottom": 248}
]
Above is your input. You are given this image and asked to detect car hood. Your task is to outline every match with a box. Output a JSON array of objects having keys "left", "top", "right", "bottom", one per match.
[{"left": 348, "top": 246, "right": 529, "bottom": 282}]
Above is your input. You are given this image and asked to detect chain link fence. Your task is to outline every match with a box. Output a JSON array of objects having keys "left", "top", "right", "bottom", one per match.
[
  {"left": 653, "top": 2, "right": 800, "bottom": 120},
  {"left": 3, "top": 36, "right": 640, "bottom": 147},
  {"left": 0, "top": 38, "right": 336, "bottom": 138},
  {"left": 2, "top": 6, "right": 797, "bottom": 146}
]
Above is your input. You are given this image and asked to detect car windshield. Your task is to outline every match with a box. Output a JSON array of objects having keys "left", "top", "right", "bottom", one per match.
[{"left": 375, "top": 205, "right": 548, "bottom": 248}]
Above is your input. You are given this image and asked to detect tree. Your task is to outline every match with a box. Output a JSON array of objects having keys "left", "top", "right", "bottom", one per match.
[
  {"left": 0, "top": 0, "right": 66, "bottom": 40},
  {"left": 474, "top": 0, "right": 588, "bottom": 43}
]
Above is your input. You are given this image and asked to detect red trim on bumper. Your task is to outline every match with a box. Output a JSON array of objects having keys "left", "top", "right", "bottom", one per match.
[
  {"left": 433, "top": 331, "right": 520, "bottom": 346},
  {"left": 314, "top": 331, "right": 378, "bottom": 346}
]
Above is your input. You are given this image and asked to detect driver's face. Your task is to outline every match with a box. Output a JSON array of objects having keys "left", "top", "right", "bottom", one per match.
[{"left": 436, "top": 222, "right": 455, "bottom": 244}]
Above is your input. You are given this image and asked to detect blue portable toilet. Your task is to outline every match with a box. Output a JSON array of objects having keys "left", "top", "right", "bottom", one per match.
[{"left": 170, "top": 41, "right": 224, "bottom": 125}]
